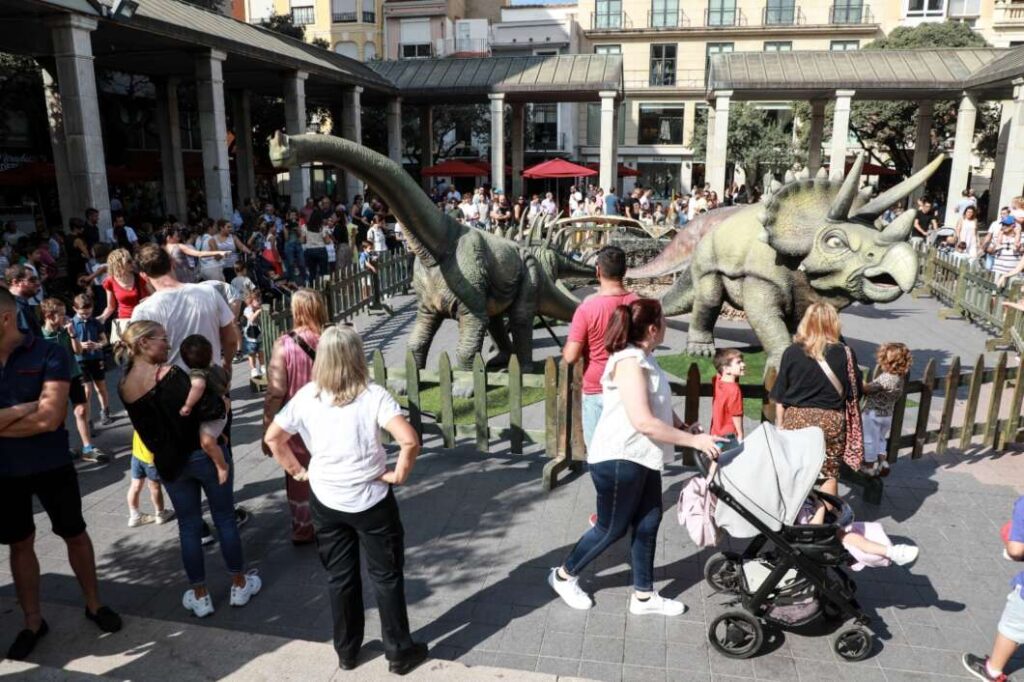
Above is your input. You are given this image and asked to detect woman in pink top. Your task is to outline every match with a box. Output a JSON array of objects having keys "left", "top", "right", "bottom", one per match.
[{"left": 261, "top": 289, "right": 329, "bottom": 544}]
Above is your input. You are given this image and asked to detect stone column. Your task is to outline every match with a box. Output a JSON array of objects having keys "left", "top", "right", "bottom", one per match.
[
  {"left": 45, "top": 15, "right": 111, "bottom": 232},
  {"left": 910, "top": 100, "right": 934, "bottom": 205},
  {"left": 341, "top": 86, "right": 363, "bottom": 202},
  {"left": 386, "top": 96, "right": 403, "bottom": 165},
  {"left": 599, "top": 90, "right": 618, "bottom": 194},
  {"left": 420, "top": 105, "right": 433, "bottom": 191},
  {"left": 488, "top": 93, "right": 506, "bottom": 192},
  {"left": 828, "top": 89, "right": 855, "bottom": 181},
  {"left": 231, "top": 89, "right": 256, "bottom": 211},
  {"left": 998, "top": 82, "right": 1024, "bottom": 215},
  {"left": 707, "top": 90, "right": 732, "bottom": 198},
  {"left": 683, "top": 101, "right": 696, "bottom": 148},
  {"left": 991, "top": 90, "right": 1017, "bottom": 220},
  {"left": 284, "top": 71, "right": 310, "bottom": 210},
  {"left": 195, "top": 50, "right": 232, "bottom": 219},
  {"left": 510, "top": 102, "right": 525, "bottom": 198},
  {"left": 807, "top": 99, "right": 826, "bottom": 176},
  {"left": 944, "top": 92, "right": 979, "bottom": 228},
  {"left": 155, "top": 78, "right": 187, "bottom": 220}
]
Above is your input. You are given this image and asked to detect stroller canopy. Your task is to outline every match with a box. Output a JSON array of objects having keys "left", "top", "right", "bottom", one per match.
[{"left": 714, "top": 424, "right": 826, "bottom": 539}]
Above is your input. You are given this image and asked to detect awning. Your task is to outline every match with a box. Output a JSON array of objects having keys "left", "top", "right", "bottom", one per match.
[
  {"left": 523, "top": 158, "right": 597, "bottom": 179},
  {"left": 585, "top": 162, "right": 640, "bottom": 177},
  {"left": 420, "top": 159, "right": 488, "bottom": 177}
]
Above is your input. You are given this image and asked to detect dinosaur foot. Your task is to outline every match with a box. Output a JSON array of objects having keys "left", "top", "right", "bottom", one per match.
[
  {"left": 452, "top": 380, "right": 475, "bottom": 399},
  {"left": 686, "top": 341, "right": 716, "bottom": 357}
]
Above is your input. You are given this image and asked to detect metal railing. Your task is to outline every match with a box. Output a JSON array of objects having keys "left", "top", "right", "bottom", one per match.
[
  {"left": 435, "top": 37, "right": 490, "bottom": 56},
  {"left": 705, "top": 6, "right": 744, "bottom": 26},
  {"left": 291, "top": 5, "right": 315, "bottom": 25},
  {"left": 647, "top": 8, "right": 691, "bottom": 28},
  {"left": 829, "top": 2, "right": 873, "bottom": 24},
  {"left": 332, "top": 10, "right": 356, "bottom": 22},
  {"left": 763, "top": 2, "right": 802, "bottom": 25},
  {"left": 623, "top": 68, "right": 705, "bottom": 89},
  {"left": 589, "top": 11, "right": 632, "bottom": 29},
  {"left": 993, "top": 3, "right": 1024, "bottom": 25}
]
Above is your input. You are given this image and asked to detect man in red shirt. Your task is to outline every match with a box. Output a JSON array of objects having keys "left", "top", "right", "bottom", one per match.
[
  {"left": 711, "top": 348, "right": 746, "bottom": 450},
  {"left": 562, "top": 246, "right": 638, "bottom": 448}
]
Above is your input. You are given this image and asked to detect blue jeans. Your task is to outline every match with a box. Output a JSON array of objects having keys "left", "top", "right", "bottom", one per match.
[
  {"left": 163, "top": 447, "right": 243, "bottom": 585},
  {"left": 284, "top": 240, "right": 306, "bottom": 285},
  {"left": 582, "top": 394, "right": 603, "bottom": 449},
  {"left": 563, "top": 459, "right": 663, "bottom": 591}
]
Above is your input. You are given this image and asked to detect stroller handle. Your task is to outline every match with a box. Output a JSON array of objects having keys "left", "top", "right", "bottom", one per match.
[{"left": 693, "top": 451, "right": 714, "bottom": 479}]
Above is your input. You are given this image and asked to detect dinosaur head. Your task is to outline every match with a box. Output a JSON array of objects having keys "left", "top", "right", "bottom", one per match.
[
  {"left": 269, "top": 130, "right": 299, "bottom": 169},
  {"left": 761, "top": 154, "right": 943, "bottom": 304}
]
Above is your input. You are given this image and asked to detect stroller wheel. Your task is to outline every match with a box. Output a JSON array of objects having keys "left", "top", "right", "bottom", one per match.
[
  {"left": 833, "top": 625, "right": 872, "bottom": 662},
  {"left": 704, "top": 552, "right": 743, "bottom": 593},
  {"left": 708, "top": 610, "right": 763, "bottom": 659}
]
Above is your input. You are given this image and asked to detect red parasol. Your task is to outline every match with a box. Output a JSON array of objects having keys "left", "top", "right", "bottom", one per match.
[
  {"left": 585, "top": 162, "right": 640, "bottom": 177},
  {"left": 420, "top": 159, "right": 489, "bottom": 177},
  {"left": 522, "top": 158, "right": 597, "bottom": 179}
]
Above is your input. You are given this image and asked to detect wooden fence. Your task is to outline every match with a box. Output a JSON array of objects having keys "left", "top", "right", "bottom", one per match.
[{"left": 914, "top": 247, "right": 1024, "bottom": 350}]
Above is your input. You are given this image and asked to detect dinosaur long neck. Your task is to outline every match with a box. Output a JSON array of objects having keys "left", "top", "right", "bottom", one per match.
[
  {"left": 287, "top": 133, "right": 463, "bottom": 263},
  {"left": 538, "top": 278, "right": 581, "bottom": 321}
]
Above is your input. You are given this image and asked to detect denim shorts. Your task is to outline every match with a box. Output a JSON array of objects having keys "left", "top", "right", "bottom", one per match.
[
  {"left": 243, "top": 337, "right": 260, "bottom": 356},
  {"left": 998, "top": 586, "right": 1024, "bottom": 643},
  {"left": 582, "top": 394, "right": 603, "bottom": 449},
  {"left": 130, "top": 456, "right": 160, "bottom": 482}
]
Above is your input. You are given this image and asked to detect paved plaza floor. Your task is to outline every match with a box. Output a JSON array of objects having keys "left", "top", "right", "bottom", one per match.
[{"left": 1, "top": 293, "right": 1023, "bottom": 681}]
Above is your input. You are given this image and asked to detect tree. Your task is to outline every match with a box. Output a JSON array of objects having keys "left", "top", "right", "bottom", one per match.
[
  {"left": 362, "top": 104, "right": 491, "bottom": 167},
  {"left": 692, "top": 102, "right": 797, "bottom": 184},
  {"left": 311, "top": 37, "right": 330, "bottom": 49},
  {"left": 259, "top": 12, "right": 305, "bottom": 41},
  {"left": 180, "top": 0, "right": 225, "bottom": 11},
  {"left": 794, "top": 21, "right": 998, "bottom": 178}
]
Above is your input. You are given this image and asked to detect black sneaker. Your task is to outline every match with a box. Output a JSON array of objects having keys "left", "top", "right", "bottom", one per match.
[
  {"left": 100, "top": 409, "right": 114, "bottom": 426},
  {"left": 234, "top": 507, "right": 251, "bottom": 528},
  {"left": 7, "top": 620, "right": 49, "bottom": 660},
  {"left": 85, "top": 606, "right": 122, "bottom": 633},
  {"left": 963, "top": 653, "right": 1008, "bottom": 681},
  {"left": 388, "top": 643, "right": 428, "bottom": 676}
]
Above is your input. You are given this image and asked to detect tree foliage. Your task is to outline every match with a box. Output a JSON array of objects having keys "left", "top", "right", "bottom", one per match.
[
  {"left": 362, "top": 104, "right": 491, "bottom": 166},
  {"left": 692, "top": 103, "right": 797, "bottom": 183},
  {"left": 259, "top": 12, "right": 305, "bottom": 41}
]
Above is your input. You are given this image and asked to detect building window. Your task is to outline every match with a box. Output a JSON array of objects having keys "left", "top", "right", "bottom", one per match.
[
  {"left": 830, "top": 40, "right": 859, "bottom": 51},
  {"left": 638, "top": 105, "right": 684, "bottom": 145},
  {"left": 595, "top": 0, "right": 622, "bottom": 28},
  {"left": 764, "top": 41, "right": 792, "bottom": 52},
  {"left": 650, "top": 0, "right": 679, "bottom": 27},
  {"left": 905, "top": 0, "right": 946, "bottom": 18},
  {"left": 362, "top": 0, "right": 375, "bottom": 23},
  {"left": 650, "top": 44, "right": 677, "bottom": 86},
  {"left": 332, "top": 0, "right": 355, "bottom": 22},
  {"left": 401, "top": 43, "right": 431, "bottom": 58},
  {"left": 529, "top": 104, "right": 559, "bottom": 150},
  {"left": 364, "top": 42, "right": 377, "bottom": 60},
  {"left": 399, "top": 18, "right": 431, "bottom": 59},
  {"left": 291, "top": 5, "right": 315, "bottom": 25},
  {"left": 764, "top": 0, "right": 795, "bottom": 24},
  {"left": 707, "top": 0, "right": 737, "bottom": 26},
  {"left": 948, "top": 0, "right": 979, "bottom": 17},
  {"left": 335, "top": 41, "right": 358, "bottom": 59},
  {"left": 830, "top": 0, "right": 865, "bottom": 23},
  {"left": 595, "top": 44, "right": 622, "bottom": 54},
  {"left": 705, "top": 42, "right": 733, "bottom": 81},
  {"left": 636, "top": 163, "right": 680, "bottom": 200},
  {"left": 586, "top": 103, "right": 626, "bottom": 146}
]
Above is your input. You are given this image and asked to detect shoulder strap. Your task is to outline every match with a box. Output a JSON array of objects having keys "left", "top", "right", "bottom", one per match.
[
  {"left": 288, "top": 331, "right": 316, "bottom": 361},
  {"left": 817, "top": 353, "right": 845, "bottom": 401}
]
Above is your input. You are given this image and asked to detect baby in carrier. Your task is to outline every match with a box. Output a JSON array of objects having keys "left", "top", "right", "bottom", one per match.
[{"left": 796, "top": 496, "right": 919, "bottom": 569}]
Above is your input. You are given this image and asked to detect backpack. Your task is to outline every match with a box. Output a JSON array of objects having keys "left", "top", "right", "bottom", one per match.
[{"left": 677, "top": 467, "right": 721, "bottom": 549}]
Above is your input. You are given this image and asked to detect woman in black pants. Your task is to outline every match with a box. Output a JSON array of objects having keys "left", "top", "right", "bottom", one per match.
[{"left": 264, "top": 325, "right": 426, "bottom": 675}]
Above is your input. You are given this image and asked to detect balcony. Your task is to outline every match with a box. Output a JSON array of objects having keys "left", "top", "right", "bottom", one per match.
[
  {"left": 763, "top": 3, "right": 804, "bottom": 25},
  {"left": 993, "top": 2, "right": 1024, "bottom": 26},
  {"left": 829, "top": 3, "right": 873, "bottom": 24},
  {"left": 332, "top": 10, "right": 375, "bottom": 23},
  {"left": 435, "top": 37, "right": 490, "bottom": 57},
  {"left": 589, "top": 12, "right": 633, "bottom": 30},
  {"left": 647, "top": 9, "right": 691, "bottom": 28},
  {"left": 623, "top": 68, "right": 706, "bottom": 90},
  {"left": 292, "top": 5, "right": 315, "bottom": 25},
  {"left": 705, "top": 7, "right": 745, "bottom": 27}
]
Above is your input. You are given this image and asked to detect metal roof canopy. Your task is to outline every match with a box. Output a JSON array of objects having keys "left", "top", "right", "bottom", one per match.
[
  {"left": 707, "top": 48, "right": 1018, "bottom": 101},
  {"left": 3, "top": 0, "right": 395, "bottom": 100},
  {"left": 366, "top": 54, "right": 624, "bottom": 105}
]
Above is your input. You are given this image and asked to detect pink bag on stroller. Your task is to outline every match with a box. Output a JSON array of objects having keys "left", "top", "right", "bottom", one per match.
[{"left": 678, "top": 462, "right": 721, "bottom": 548}]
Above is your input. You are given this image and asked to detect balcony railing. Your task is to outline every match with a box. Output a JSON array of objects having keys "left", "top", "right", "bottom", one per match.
[
  {"left": 829, "top": 3, "right": 873, "bottom": 24},
  {"left": 647, "top": 9, "right": 691, "bottom": 28},
  {"left": 705, "top": 7, "right": 745, "bottom": 26},
  {"left": 763, "top": 3, "right": 802, "bottom": 25},
  {"left": 590, "top": 12, "right": 632, "bottom": 29},
  {"left": 993, "top": 3, "right": 1024, "bottom": 25},
  {"left": 292, "top": 5, "right": 315, "bottom": 25},
  {"left": 624, "top": 68, "right": 706, "bottom": 90},
  {"left": 332, "top": 10, "right": 375, "bottom": 23},
  {"left": 435, "top": 37, "right": 490, "bottom": 56}
]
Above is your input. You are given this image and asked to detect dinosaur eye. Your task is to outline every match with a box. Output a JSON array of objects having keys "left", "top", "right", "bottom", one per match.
[{"left": 824, "top": 233, "right": 847, "bottom": 250}]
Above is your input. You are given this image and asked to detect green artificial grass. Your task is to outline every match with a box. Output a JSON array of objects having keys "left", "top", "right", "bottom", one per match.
[
  {"left": 657, "top": 347, "right": 769, "bottom": 421},
  {"left": 396, "top": 385, "right": 547, "bottom": 424}
]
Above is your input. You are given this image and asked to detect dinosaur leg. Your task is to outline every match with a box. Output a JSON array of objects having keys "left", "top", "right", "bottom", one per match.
[
  {"left": 408, "top": 306, "right": 442, "bottom": 369},
  {"left": 451, "top": 312, "right": 489, "bottom": 398},
  {"left": 743, "top": 279, "right": 793, "bottom": 370},
  {"left": 686, "top": 271, "right": 724, "bottom": 357},
  {"left": 486, "top": 316, "right": 515, "bottom": 370},
  {"left": 508, "top": 261, "right": 541, "bottom": 374}
]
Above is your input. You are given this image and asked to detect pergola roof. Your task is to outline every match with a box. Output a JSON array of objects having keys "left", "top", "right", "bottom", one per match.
[
  {"left": 368, "top": 54, "right": 623, "bottom": 104},
  {"left": 708, "top": 48, "right": 1011, "bottom": 101}
]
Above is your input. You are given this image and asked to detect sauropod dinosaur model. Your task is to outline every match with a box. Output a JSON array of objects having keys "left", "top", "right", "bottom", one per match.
[
  {"left": 269, "top": 131, "right": 594, "bottom": 373},
  {"left": 626, "top": 155, "right": 944, "bottom": 367}
]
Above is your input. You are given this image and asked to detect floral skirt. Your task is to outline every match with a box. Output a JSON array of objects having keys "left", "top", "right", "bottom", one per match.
[{"left": 781, "top": 406, "right": 845, "bottom": 480}]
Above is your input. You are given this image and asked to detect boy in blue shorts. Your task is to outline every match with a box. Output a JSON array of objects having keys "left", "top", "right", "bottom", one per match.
[
  {"left": 71, "top": 293, "right": 113, "bottom": 426},
  {"left": 963, "top": 494, "right": 1024, "bottom": 681}
]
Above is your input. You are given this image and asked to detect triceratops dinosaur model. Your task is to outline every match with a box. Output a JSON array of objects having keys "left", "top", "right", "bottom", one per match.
[
  {"left": 627, "top": 155, "right": 943, "bottom": 367},
  {"left": 269, "top": 131, "right": 594, "bottom": 373}
]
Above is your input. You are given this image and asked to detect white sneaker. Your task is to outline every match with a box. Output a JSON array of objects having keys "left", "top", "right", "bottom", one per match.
[
  {"left": 155, "top": 509, "right": 176, "bottom": 524},
  {"left": 182, "top": 589, "right": 214, "bottom": 618},
  {"left": 128, "top": 512, "right": 154, "bottom": 528},
  {"left": 630, "top": 592, "right": 686, "bottom": 616},
  {"left": 230, "top": 569, "right": 262, "bottom": 607},
  {"left": 250, "top": 368, "right": 260, "bottom": 378},
  {"left": 547, "top": 568, "right": 592, "bottom": 610},
  {"left": 887, "top": 544, "right": 920, "bottom": 567}
]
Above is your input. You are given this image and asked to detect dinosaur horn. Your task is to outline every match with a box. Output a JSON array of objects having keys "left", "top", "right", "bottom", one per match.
[
  {"left": 852, "top": 155, "right": 945, "bottom": 222},
  {"left": 269, "top": 132, "right": 460, "bottom": 262},
  {"left": 827, "top": 153, "right": 864, "bottom": 222},
  {"left": 879, "top": 208, "right": 917, "bottom": 243}
]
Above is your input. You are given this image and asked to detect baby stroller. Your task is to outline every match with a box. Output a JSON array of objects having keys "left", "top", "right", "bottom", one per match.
[{"left": 693, "top": 424, "right": 872, "bottom": 662}]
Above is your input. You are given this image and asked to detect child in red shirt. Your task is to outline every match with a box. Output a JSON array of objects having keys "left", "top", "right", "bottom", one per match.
[{"left": 711, "top": 348, "right": 746, "bottom": 450}]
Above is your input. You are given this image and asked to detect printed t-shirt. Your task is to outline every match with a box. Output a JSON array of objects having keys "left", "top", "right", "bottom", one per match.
[{"left": 567, "top": 292, "right": 639, "bottom": 395}]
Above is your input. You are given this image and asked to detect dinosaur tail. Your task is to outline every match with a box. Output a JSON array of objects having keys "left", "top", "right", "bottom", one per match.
[
  {"left": 538, "top": 280, "right": 582, "bottom": 322},
  {"left": 269, "top": 132, "right": 461, "bottom": 264},
  {"left": 626, "top": 205, "right": 746, "bottom": 279},
  {"left": 659, "top": 268, "right": 694, "bottom": 317}
]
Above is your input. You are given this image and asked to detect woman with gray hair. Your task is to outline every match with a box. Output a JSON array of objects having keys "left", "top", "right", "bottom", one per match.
[{"left": 263, "top": 325, "right": 427, "bottom": 675}]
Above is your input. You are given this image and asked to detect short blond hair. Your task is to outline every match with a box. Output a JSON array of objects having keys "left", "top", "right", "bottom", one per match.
[
  {"left": 106, "top": 248, "right": 134, "bottom": 280},
  {"left": 312, "top": 325, "right": 368, "bottom": 407},
  {"left": 40, "top": 297, "right": 64, "bottom": 318},
  {"left": 291, "top": 288, "right": 329, "bottom": 333},
  {"left": 794, "top": 302, "right": 841, "bottom": 361}
]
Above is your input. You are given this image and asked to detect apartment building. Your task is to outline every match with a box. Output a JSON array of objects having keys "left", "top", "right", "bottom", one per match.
[
  {"left": 264, "top": 0, "right": 383, "bottom": 60},
  {"left": 382, "top": 0, "right": 490, "bottom": 59}
]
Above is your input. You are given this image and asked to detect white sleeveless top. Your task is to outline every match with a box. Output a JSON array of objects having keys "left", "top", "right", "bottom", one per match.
[{"left": 588, "top": 346, "right": 675, "bottom": 471}]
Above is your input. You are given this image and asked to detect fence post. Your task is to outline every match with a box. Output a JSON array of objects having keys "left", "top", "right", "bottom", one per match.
[
  {"left": 438, "top": 352, "right": 455, "bottom": 448},
  {"left": 473, "top": 354, "right": 488, "bottom": 452},
  {"left": 886, "top": 381, "right": 908, "bottom": 464},
  {"left": 941, "top": 260, "right": 969, "bottom": 319},
  {"left": 989, "top": 282, "right": 1022, "bottom": 351},
  {"left": 681, "top": 363, "right": 701, "bottom": 466},
  {"left": 960, "top": 354, "right": 986, "bottom": 450},
  {"left": 405, "top": 350, "right": 422, "bottom": 438},
  {"left": 543, "top": 358, "right": 572, "bottom": 490},
  {"left": 544, "top": 357, "right": 558, "bottom": 458},
  {"left": 1002, "top": 362, "right": 1024, "bottom": 449},
  {"left": 912, "top": 248, "right": 936, "bottom": 298},
  {"left": 910, "top": 359, "right": 936, "bottom": 460},
  {"left": 936, "top": 356, "right": 961, "bottom": 455},
  {"left": 509, "top": 355, "right": 524, "bottom": 454},
  {"left": 373, "top": 350, "right": 390, "bottom": 444},
  {"left": 984, "top": 352, "right": 1008, "bottom": 449},
  {"left": 570, "top": 360, "right": 585, "bottom": 467}
]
